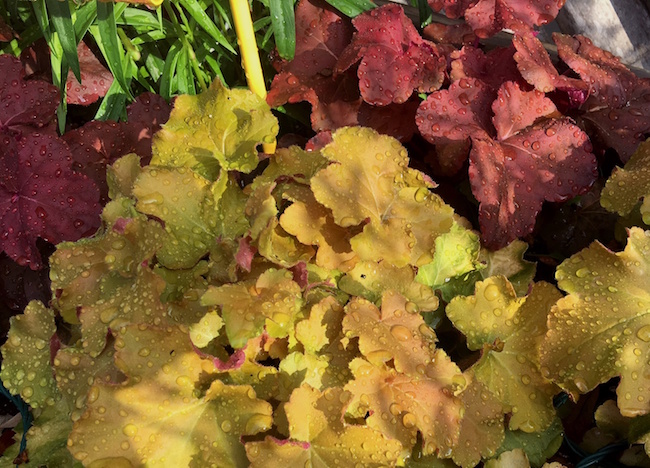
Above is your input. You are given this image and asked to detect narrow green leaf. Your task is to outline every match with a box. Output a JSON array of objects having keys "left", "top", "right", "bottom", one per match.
[
  {"left": 45, "top": 0, "right": 81, "bottom": 81},
  {"left": 73, "top": 0, "right": 97, "bottom": 41},
  {"left": 160, "top": 40, "right": 182, "bottom": 99},
  {"left": 175, "top": 46, "right": 195, "bottom": 95},
  {"left": 95, "top": 1, "right": 131, "bottom": 98},
  {"left": 119, "top": 8, "right": 165, "bottom": 29},
  {"left": 177, "top": 0, "right": 236, "bottom": 53},
  {"left": 268, "top": 0, "right": 295, "bottom": 60},
  {"left": 324, "top": 0, "right": 375, "bottom": 17}
]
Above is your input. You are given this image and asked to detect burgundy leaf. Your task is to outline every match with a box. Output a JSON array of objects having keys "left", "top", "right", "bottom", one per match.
[
  {"left": 336, "top": 4, "right": 446, "bottom": 105},
  {"left": 127, "top": 92, "right": 172, "bottom": 129},
  {"left": 65, "top": 42, "right": 113, "bottom": 105},
  {"left": 469, "top": 119, "right": 597, "bottom": 249},
  {"left": 464, "top": 0, "right": 565, "bottom": 38},
  {"left": 305, "top": 131, "right": 333, "bottom": 151},
  {"left": 492, "top": 81, "right": 558, "bottom": 140},
  {"left": 0, "top": 17, "right": 15, "bottom": 42},
  {"left": 450, "top": 45, "right": 521, "bottom": 91},
  {"left": 0, "top": 252, "right": 51, "bottom": 313},
  {"left": 0, "top": 55, "right": 58, "bottom": 134},
  {"left": 358, "top": 97, "right": 419, "bottom": 142},
  {"left": 0, "top": 131, "right": 100, "bottom": 269},
  {"left": 416, "top": 77, "right": 493, "bottom": 145},
  {"left": 513, "top": 31, "right": 586, "bottom": 94},
  {"left": 583, "top": 93, "right": 650, "bottom": 163}
]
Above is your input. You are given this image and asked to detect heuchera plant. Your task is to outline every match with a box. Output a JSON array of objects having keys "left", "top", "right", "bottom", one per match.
[{"left": 2, "top": 0, "right": 650, "bottom": 466}]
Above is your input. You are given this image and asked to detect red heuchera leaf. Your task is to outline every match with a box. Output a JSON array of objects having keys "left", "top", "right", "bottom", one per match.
[
  {"left": 0, "top": 131, "right": 100, "bottom": 269},
  {"left": 0, "top": 252, "right": 51, "bottom": 313},
  {"left": 268, "top": 72, "right": 361, "bottom": 132},
  {"left": 450, "top": 45, "right": 521, "bottom": 91},
  {"left": 416, "top": 77, "right": 493, "bottom": 145},
  {"left": 0, "top": 17, "right": 14, "bottom": 42},
  {"left": 553, "top": 33, "right": 637, "bottom": 110},
  {"left": 430, "top": 0, "right": 564, "bottom": 37},
  {"left": 469, "top": 118, "right": 597, "bottom": 249},
  {"left": 452, "top": 0, "right": 564, "bottom": 38},
  {"left": 236, "top": 236, "right": 257, "bottom": 272},
  {"left": 65, "top": 42, "right": 113, "bottom": 105},
  {"left": 267, "top": 0, "right": 360, "bottom": 132},
  {"left": 336, "top": 4, "right": 446, "bottom": 105},
  {"left": 422, "top": 22, "right": 477, "bottom": 46},
  {"left": 305, "top": 131, "right": 332, "bottom": 151},
  {"left": 492, "top": 81, "right": 558, "bottom": 140},
  {"left": 0, "top": 55, "right": 58, "bottom": 134},
  {"left": 427, "top": 0, "right": 476, "bottom": 19},
  {"left": 513, "top": 31, "right": 587, "bottom": 99}
]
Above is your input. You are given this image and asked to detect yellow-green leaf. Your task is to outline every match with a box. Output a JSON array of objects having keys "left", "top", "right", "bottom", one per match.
[{"left": 540, "top": 228, "right": 650, "bottom": 417}]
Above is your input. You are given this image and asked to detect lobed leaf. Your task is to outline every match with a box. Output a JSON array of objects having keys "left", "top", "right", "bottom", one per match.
[
  {"left": 0, "top": 301, "right": 58, "bottom": 409},
  {"left": 0, "top": 131, "right": 101, "bottom": 268},
  {"left": 152, "top": 79, "right": 278, "bottom": 179},
  {"left": 311, "top": 127, "right": 454, "bottom": 266},
  {"left": 540, "top": 227, "right": 650, "bottom": 417},
  {"left": 447, "top": 278, "right": 563, "bottom": 432},
  {"left": 601, "top": 138, "right": 650, "bottom": 224},
  {"left": 67, "top": 324, "right": 273, "bottom": 467},
  {"left": 133, "top": 166, "right": 216, "bottom": 269},
  {"left": 336, "top": 4, "right": 446, "bottom": 105},
  {"left": 65, "top": 41, "right": 113, "bottom": 105},
  {"left": 246, "top": 385, "right": 402, "bottom": 467}
]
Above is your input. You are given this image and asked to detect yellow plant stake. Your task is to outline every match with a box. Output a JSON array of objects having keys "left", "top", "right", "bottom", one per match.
[{"left": 230, "top": 0, "right": 277, "bottom": 154}]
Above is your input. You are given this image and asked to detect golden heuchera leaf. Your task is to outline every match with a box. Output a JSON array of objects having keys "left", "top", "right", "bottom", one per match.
[
  {"left": 450, "top": 380, "right": 505, "bottom": 468},
  {"left": 540, "top": 227, "right": 650, "bottom": 417},
  {"left": 311, "top": 127, "right": 454, "bottom": 267},
  {"left": 201, "top": 269, "right": 303, "bottom": 348},
  {"left": 601, "top": 138, "right": 650, "bottom": 224},
  {"left": 67, "top": 324, "right": 272, "bottom": 467},
  {"left": 152, "top": 79, "right": 278, "bottom": 179},
  {"left": 0, "top": 301, "right": 58, "bottom": 409},
  {"left": 343, "top": 290, "right": 439, "bottom": 374},
  {"left": 447, "top": 278, "right": 562, "bottom": 432},
  {"left": 133, "top": 166, "right": 216, "bottom": 269},
  {"left": 280, "top": 188, "right": 357, "bottom": 271},
  {"left": 339, "top": 260, "right": 439, "bottom": 311},
  {"left": 344, "top": 356, "right": 465, "bottom": 457},
  {"left": 245, "top": 385, "right": 402, "bottom": 467}
]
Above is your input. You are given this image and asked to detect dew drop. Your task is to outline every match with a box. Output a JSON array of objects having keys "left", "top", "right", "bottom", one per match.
[
  {"left": 636, "top": 325, "right": 650, "bottom": 342},
  {"left": 483, "top": 283, "right": 500, "bottom": 301}
]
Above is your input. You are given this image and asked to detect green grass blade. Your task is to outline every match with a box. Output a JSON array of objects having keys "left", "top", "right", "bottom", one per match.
[
  {"left": 177, "top": 0, "right": 236, "bottom": 54},
  {"left": 268, "top": 0, "right": 295, "bottom": 60},
  {"left": 120, "top": 8, "right": 169, "bottom": 30},
  {"left": 95, "top": 77, "right": 128, "bottom": 121},
  {"left": 324, "top": 0, "right": 375, "bottom": 17},
  {"left": 73, "top": 0, "right": 97, "bottom": 40},
  {"left": 45, "top": 0, "right": 81, "bottom": 81},
  {"left": 95, "top": 1, "right": 131, "bottom": 98},
  {"left": 160, "top": 40, "right": 182, "bottom": 99}
]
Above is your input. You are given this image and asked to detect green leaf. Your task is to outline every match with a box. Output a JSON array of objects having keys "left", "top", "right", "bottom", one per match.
[
  {"left": 152, "top": 79, "right": 279, "bottom": 179},
  {"left": 190, "top": 311, "right": 224, "bottom": 347},
  {"left": 45, "top": 0, "right": 80, "bottom": 81},
  {"left": 493, "top": 417, "right": 564, "bottom": 467},
  {"left": 447, "top": 278, "right": 562, "bottom": 432},
  {"left": 324, "top": 0, "right": 375, "bottom": 17},
  {"left": 540, "top": 227, "right": 650, "bottom": 417},
  {"left": 0, "top": 301, "right": 58, "bottom": 409},
  {"left": 95, "top": 1, "right": 131, "bottom": 97},
  {"left": 177, "top": 0, "right": 236, "bottom": 53},
  {"left": 269, "top": 0, "right": 295, "bottom": 60},
  {"left": 415, "top": 222, "right": 483, "bottom": 291},
  {"left": 601, "top": 138, "right": 650, "bottom": 225},
  {"left": 133, "top": 166, "right": 217, "bottom": 269}
]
